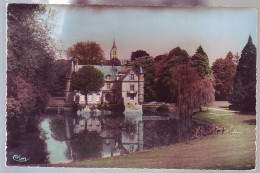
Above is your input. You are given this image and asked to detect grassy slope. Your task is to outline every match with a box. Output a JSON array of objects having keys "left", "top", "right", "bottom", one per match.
[{"left": 50, "top": 105, "right": 256, "bottom": 169}]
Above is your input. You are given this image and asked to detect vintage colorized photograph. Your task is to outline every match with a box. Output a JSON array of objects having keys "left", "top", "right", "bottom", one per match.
[{"left": 6, "top": 3, "right": 256, "bottom": 170}]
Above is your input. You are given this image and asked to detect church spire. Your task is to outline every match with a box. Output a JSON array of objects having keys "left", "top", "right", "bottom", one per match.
[
  {"left": 112, "top": 38, "right": 117, "bottom": 49},
  {"left": 110, "top": 38, "right": 118, "bottom": 60}
]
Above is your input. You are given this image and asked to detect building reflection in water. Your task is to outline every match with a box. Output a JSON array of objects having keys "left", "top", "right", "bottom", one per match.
[
  {"left": 40, "top": 111, "right": 208, "bottom": 162},
  {"left": 66, "top": 111, "right": 144, "bottom": 160}
]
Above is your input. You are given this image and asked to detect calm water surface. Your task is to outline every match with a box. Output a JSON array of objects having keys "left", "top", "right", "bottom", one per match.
[{"left": 6, "top": 111, "right": 210, "bottom": 165}]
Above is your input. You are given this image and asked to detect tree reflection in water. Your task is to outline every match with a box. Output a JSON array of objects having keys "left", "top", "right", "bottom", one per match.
[
  {"left": 6, "top": 114, "right": 49, "bottom": 165},
  {"left": 6, "top": 111, "right": 210, "bottom": 164}
]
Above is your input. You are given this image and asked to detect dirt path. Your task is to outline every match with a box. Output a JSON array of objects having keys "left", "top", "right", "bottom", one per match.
[{"left": 51, "top": 101, "right": 256, "bottom": 169}]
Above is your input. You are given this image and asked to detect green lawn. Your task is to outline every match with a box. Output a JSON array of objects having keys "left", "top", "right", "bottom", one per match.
[{"left": 48, "top": 105, "right": 256, "bottom": 169}]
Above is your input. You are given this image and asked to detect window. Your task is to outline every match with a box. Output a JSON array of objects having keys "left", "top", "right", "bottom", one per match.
[
  {"left": 130, "top": 74, "right": 134, "bottom": 80},
  {"left": 130, "top": 85, "right": 134, "bottom": 91},
  {"left": 88, "top": 95, "right": 93, "bottom": 102},
  {"left": 107, "top": 83, "right": 111, "bottom": 89},
  {"left": 96, "top": 94, "right": 100, "bottom": 102},
  {"left": 130, "top": 95, "right": 134, "bottom": 100}
]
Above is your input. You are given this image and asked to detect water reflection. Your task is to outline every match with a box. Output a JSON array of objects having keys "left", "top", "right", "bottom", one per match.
[
  {"left": 6, "top": 115, "right": 49, "bottom": 165},
  {"left": 7, "top": 111, "right": 210, "bottom": 164}
]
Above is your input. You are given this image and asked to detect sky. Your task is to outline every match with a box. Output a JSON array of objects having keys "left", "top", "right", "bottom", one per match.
[{"left": 48, "top": 5, "right": 257, "bottom": 65}]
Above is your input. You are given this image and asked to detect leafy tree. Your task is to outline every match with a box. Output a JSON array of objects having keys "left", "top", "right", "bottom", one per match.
[
  {"left": 155, "top": 47, "right": 190, "bottom": 102},
  {"left": 7, "top": 4, "right": 58, "bottom": 115},
  {"left": 231, "top": 36, "right": 256, "bottom": 112},
  {"left": 111, "top": 57, "right": 121, "bottom": 66},
  {"left": 7, "top": 74, "right": 40, "bottom": 116},
  {"left": 191, "top": 45, "right": 211, "bottom": 77},
  {"left": 68, "top": 41, "right": 104, "bottom": 65},
  {"left": 167, "top": 47, "right": 190, "bottom": 66},
  {"left": 71, "top": 66, "right": 104, "bottom": 98},
  {"left": 211, "top": 53, "right": 236, "bottom": 100},
  {"left": 133, "top": 56, "right": 156, "bottom": 102},
  {"left": 50, "top": 59, "right": 71, "bottom": 96},
  {"left": 154, "top": 54, "right": 168, "bottom": 80},
  {"left": 131, "top": 50, "right": 150, "bottom": 61},
  {"left": 170, "top": 65, "right": 214, "bottom": 118}
]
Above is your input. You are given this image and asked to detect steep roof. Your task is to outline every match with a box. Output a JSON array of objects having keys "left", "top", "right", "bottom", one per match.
[
  {"left": 119, "top": 65, "right": 139, "bottom": 81},
  {"left": 93, "top": 65, "right": 121, "bottom": 80},
  {"left": 112, "top": 38, "right": 117, "bottom": 49},
  {"left": 77, "top": 65, "right": 121, "bottom": 80}
]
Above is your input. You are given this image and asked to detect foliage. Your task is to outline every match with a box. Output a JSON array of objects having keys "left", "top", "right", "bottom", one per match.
[
  {"left": 50, "top": 59, "right": 71, "bottom": 96},
  {"left": 231, "top": 36, "right": 256, "bottom": 112},
  {"left": 111, "top": 57, "right": 121, "bottom": 66},
  {"left": 155, "top": 47, "right": 190, "bottom": 102},
  {"left": 133, "top": 56, "right": 156, "bottom": 101},
  {"left": 7, "top": 73, "right": 48, "bottom": 116},
  {"left": 68, "top": 41, "right": 104, "bottom": 65},
  {"left": 7, "top": 4, "right": 58, "bottom": 88},
  {"left": 71, "top": 66, "right": 104, "bottom": 97},
  {"left": 167, "top": 47, "right": 190, "bottom": 66},
  {"left": 170, "top": 65, "right": 214, "bottom": 118},
  {"left": 191, "top": 45, "right": 211, "bottom": 77},
  {"left": 131, "top": 50, "right": 150, "bottom": 61},
  {"left": 211, "top": 52, "right": 236, "bottom": 100},
  {"left": 7, "top": 4, "right": 59, "bottom": 115}
]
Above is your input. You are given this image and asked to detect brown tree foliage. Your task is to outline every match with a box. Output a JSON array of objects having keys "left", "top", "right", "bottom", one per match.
[
  {"left": 212, "top": 52, "right": 236, "bottom": 101},
  {"left": 170, "top": 65, "right": 214, "bottom": 118},
  {"left": 68, "top": 41, "right": 104, "bottom": 65},
  {"left": 7, "top": 74, "right": 47, "bottom": 116}
]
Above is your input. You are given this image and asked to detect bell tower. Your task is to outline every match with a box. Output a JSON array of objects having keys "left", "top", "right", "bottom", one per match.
[{"left": 110, "top": 38, "right": 118, "bottom": 60}]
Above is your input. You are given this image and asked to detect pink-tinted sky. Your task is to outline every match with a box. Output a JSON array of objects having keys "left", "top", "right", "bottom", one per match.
[{"left": 50, "top": 5, "right": 257, "bottom": 65}]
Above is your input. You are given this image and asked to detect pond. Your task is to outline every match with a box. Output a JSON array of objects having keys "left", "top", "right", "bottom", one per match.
[{"left": 6, "top": 110, "right": 212, "bottom": 165}]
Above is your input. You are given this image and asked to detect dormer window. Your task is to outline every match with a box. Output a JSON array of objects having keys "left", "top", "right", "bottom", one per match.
[
  {"left": 106, "top": 74, "right": 111, "bottom": 80},
  {"left": 130, "top": 74, "right": 135, "bottom": 80}
]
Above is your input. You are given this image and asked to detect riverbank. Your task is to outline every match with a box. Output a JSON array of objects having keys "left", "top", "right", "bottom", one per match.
[{"left": 49, "top": 102, "right": 256, "bottom": 169}]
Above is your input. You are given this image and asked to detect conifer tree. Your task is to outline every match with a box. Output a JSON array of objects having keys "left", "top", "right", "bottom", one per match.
[
  {"left": 231, "top": 35, "right": 256, "bottom": 112},
  {"left": 191, "top": 45, "right": 211, "bottom": 77}
]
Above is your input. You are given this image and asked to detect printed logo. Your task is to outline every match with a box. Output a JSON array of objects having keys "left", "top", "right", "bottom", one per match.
[{"left": 12, "top": 154, "right": 30, "bottom": 162}]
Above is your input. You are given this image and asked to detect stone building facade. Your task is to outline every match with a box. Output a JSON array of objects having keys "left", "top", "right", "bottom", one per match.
[{"left": 65, "top": 40, "right": 144, "bottom": 111}]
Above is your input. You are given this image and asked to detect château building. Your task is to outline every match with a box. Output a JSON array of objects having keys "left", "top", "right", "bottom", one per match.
[{"left": 65, "top": 39, "right": 144, "bottom": 111}]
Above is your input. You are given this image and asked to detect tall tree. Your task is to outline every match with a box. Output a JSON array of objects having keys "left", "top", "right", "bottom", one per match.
[
  {"left": 68, "top": 41, "right": 104, "bottom": 65},
  {"left": 71, "top": 66, "right": 104, "bottom": 98},
  {"left": 131, "top": 50, "right": 150, "bottom": 61},
  {"left": 191, "top": 45, "right": 211, "bottom": 77},
  {"left": 133, "top": 56, "right": 156, "bottom": 102},
  {"left": 170, "top": 65, "right": 214, "bottom": 118},
  {"left": 7, "top": 4, "right": 58, "bottom": 115},
  {"left": 231, "top": 36, "right": 256, "bottom": 112},
  {"left": 155, "top": 47, "right": 190, "bottom": 102},
  {"left": 211, "top": 52, "right": 236, "bottom": 100},
  {"left": 50, "top": 59, "right": 71, "bottom": 96}
]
